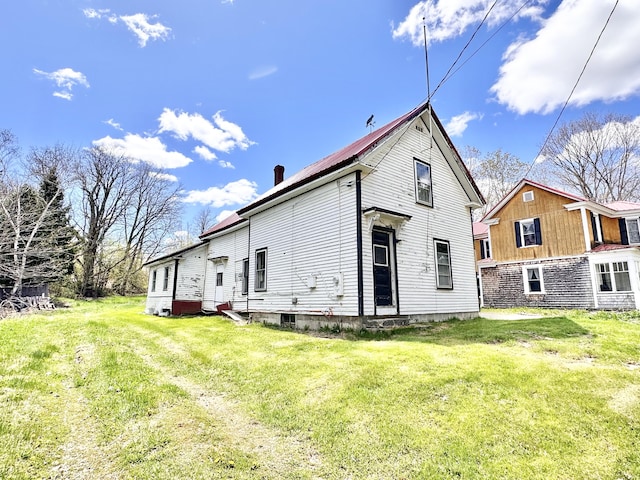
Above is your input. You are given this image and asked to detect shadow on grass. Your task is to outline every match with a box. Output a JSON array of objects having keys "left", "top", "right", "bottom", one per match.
[{"left": 275, "top": 316, "right": 591, "bottom": 346}]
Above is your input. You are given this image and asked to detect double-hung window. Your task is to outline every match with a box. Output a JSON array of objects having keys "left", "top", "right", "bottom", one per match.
[
  {"left": 434, "top": 239, "right": 453, "bottom": 289},
  {"left": 241, "top": 258, "right": 249, "bottom": 295},
  {"left": 523, "top": 265, "right": 544, "bottom": 294},
  {"left": 480, "top": 238, "right": 491, "bottom": 259},
  {"left": 163, "top": 266, "right": 170, "bottom": 291},
  {"left": 414, "top": 159, "right": 433, "bottom": 207},
  {"left": 625, "top": 218, "right": 640, "bottom": 244},
  {"left": 151, "top": 270, "right": 157, "bottom": 292},
  {"left": 597, "top": 261, "right": 631, "bottom": 292},
  {"left": 255, "top": 248, "right": 267, "bottom": 291},
  {"left": 515, "top": 218, "right": 542, "bottom": 247}
]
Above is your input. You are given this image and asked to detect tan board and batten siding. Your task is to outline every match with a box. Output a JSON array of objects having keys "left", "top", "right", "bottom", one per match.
[
  {"left": 247, "top": 175, "right": 359, "bottom": 316},
  {"left": 490, "top": 184, "right": 587, "bottom": 262},
  {"left": 359, "top": 117, "right": 478, "bottom": 316}
]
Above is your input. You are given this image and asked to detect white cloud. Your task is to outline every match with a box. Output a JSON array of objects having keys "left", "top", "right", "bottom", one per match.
[
  {"left": 216, "top": 210, "right": 236, "bottom": 223},
  {"left": 182, "top": 179, "right": 258, "bottom": 207},
  {"left": 150, "top": 171, "right": 179, "bottom": 182},
  {"left": 491, "top": 0, "right": 640, "bottom": 114},
  {"left": 92, "top": 134, "right": 192, "bottom": 169},
  {"left": 34, "top": 67, "right": 89, "bottom": 100},
  {"left": 249, "top": 66, "right": 278, "bottom": 80},
  {"left": 218, "top": 160, "right": 235, "bottom": 169},
  {"left": 445, "top": 111, "right": 481, "bottom": 137},
  {"left": 104, "top": 118, "right": 123, "bottom": 131},
  {"left": 158, "top": 108, "right": 254, "bottom": 154},
  {"left": 120, "top": 13, "right": 172, "bottom": 47},
  {"left": 392, "top": 0, "right": 547, "bottom": 46},
  {"left": 84, "top": 9, "right": 171, "bottom": 47},
  {"left": 194, "top": 145, "right": 217, "bottom": 161}
]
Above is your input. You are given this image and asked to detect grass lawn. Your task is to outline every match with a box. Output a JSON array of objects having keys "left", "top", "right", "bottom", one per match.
[{"left": 1, "top": 298, "right": 639, "bottom": 479}]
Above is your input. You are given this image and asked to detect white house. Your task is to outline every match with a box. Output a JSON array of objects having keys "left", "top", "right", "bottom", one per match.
[{"left": 145, "top": 101, "right": 485, "bottom": 329}]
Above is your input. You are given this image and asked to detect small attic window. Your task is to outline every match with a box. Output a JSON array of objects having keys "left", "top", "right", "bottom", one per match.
[{"left": 523, "top": 191, "right": 534, "bottom": 202}]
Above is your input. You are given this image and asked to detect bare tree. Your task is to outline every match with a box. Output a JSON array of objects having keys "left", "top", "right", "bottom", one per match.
[
  {"left": 464, "top": 147, "right": 530, "bottom": 218},
  {"left": 75, "top": 147, "right": 137, "bottom": 297},
  {"left": 193, "top": 207, "right": 216, "bottom": 236},
  {"left": 541, "top": 112, "right": 640, "bottom": 203},
  {"left": 0, "top": 129, "right": 20, "bottom": 180}
]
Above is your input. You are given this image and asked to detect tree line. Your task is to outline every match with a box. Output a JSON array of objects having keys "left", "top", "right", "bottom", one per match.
[{"left": 0, "top": 131, "right": 181, "bottom": 298}]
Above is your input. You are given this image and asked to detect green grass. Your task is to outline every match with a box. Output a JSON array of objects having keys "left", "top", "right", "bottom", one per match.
[{"left": 0, "top": 298, "right": 639, "bottom": 479}]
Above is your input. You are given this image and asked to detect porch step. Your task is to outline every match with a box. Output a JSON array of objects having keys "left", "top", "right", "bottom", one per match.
[
  {"left": 221, "top": 309, "right": 249, "bottom": 325},
  {"left": 363, "top": 317, "right": 410, "bottom": 329}
]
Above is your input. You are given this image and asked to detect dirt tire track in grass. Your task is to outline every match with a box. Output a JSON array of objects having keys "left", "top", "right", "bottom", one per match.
[
  {"left": 130, "top": 325, "right": 329, "bottom": 480},
  {"left": 49, "top": 344, "right": 120, "bottom": 480}
]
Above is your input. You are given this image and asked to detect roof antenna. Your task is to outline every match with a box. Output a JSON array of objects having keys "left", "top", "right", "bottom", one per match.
[
  {"left": 366, "top": 114, "right": 375, "bottom": 132},
  {"left": 423, "top": 17, "right": 433, "bottom": 149}
]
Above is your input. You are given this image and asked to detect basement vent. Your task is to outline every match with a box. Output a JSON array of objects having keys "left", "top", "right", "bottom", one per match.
[
  {"left": 281, "top": 313, "right": 296, "bottom": 328},
  {"left": 523, "top": 191, "right": 535, "bottom": 202}
]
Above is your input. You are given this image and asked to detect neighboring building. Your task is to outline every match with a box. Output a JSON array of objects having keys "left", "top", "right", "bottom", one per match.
[
  {"left": 476, "top": 179, "right": 640, "bottom": 310},
  {"left": 145, "top": 101, "right": 485, "bottom": 329}
]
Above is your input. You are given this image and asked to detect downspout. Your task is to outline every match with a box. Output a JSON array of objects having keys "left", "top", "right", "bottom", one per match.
[
  {"left": 392, "top": 229, "right": 400, "bottom": 315},
  {"left": 356, "top": 170, "right": 364, "bottom": 316},
  {"left": 172, "top": 258, "right": 179, "bottom": 311},
  {"left": 246, "top": 218, "right": 251, "bottom": 313}
]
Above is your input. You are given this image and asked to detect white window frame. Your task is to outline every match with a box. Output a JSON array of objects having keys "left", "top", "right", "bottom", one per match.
[
  {"left": 434, "top": 239, "right": 453, "bottom": 289},
  {"left": 522, "top": 265, "right": 545, "bottom": 294},
  {"left": 414, "top": 158, "right": 433, "bottom": 207},
  {"left": 255, "top": 248, "right": 267, "bottom": 292},
  {"left": 596, "top": 261, "right": 632, "bottom": 292},
  {"left": 481, "top": 238, "right": 491, "bottom": 259},
  {"left": 519, "top": 218, "right": 537, "bottom": 247},
  {"left": 151, "top": 270, "right": 157, "bottom": 292},
  {"left": 522, "top": 191, "right": 534, "bottom": 202},
  {"left": 162, "top": 266, "right": 170, "bottom": 291},
  {"left": 625, "top": 218, "right": 640, "bottom": 244}
]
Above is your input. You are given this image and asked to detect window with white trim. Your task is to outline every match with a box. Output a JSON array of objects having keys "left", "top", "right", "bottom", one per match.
[
  {"left": 255, "top": 248, "right": 267, "bottom": 291},
  {"left": 151, "top": 270, "right": 157, "bottom": 292},
  {"left": 480, "top": 238, "right": 491, "bottom": 259},
  {"left": 523, "top": 265, "right": 544, "bottom": 294},
  {"left": 216, "top": 272, "right": 223, "bottom": 286},
  {"left": 241, "top": 258, "right": 249, "bottom": 295},
  {"left": 414, "top": 159, "right": 433, "bottom": 207},
  {"left": 596, "top": 261, "right": 631, "bottom": 292},
  {"left": 515, "top": 218, "right": 542, "bottom": 247},
  {"left": 163, "top": 266, "right": 170, "bottom": 291},
  {"left": 626, "top": 218, "right": 640, "bottom": 244},
  {"left": 434, "top": 239, "right": 452, "bottom": 289}
]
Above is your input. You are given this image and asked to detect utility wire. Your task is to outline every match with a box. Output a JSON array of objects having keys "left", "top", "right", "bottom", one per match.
[{"left": 524, "top": 0, "right": 620, "bottom": 177}]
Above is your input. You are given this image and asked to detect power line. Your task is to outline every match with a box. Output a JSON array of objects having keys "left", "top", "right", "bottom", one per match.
[{"left": 524, "top": 0, "right": 620, "bottom": 177}]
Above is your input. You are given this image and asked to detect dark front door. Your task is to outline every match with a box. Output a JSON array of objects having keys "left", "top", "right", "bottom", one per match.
[{"left": 372, "top": 229, "right": 393, "bottom": 306}]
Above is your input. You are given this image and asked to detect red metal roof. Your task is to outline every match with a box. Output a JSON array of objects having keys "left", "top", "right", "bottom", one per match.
[
  {"left": 590, "top": 243, "right": 639, "bottom": 253},
  {"left": 199, "top": 212, "right": 246, "bottom": 238},
  {"left": 472, "top": 222, "right": 488, "bottom": 237},
  {"left": 604, "top": 200, "right": 640, "bottom": 211}
]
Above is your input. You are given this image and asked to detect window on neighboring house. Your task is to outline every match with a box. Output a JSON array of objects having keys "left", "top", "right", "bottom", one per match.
[
  {"left": 163, "top": 266, "right": 170, "bottom": 291},
  {"left": 414, "top": 159, "right": 433, "bottom": 207},
  {"left": 255, "top": 248, "right": 267, "bottom": 291},
  {"left": 434, "top": 239, "right": 453, "bottom": 289},
  {"left": 625, "top": 218, "right": 640, "bottom": 244},
  {"left": 242, "top": 258, "right": 249, "bottom": 295},
  {"left": 151, "top": 270, "right": 157, "bottom": 292},
  {"left": 515, "top": 218, "right": 542, "bottom": 247},
  {"left": 522, "top": 191, "right": 534, "bottom": 202},
  {"left": 480, "top": 238, "right": 491, "bottom": 259},
  {"left": 523, "top": 266, "right": 544, "bottom": 293},
  {"left": 596, "top": 261, "right": 631, "bottom": 292},
  {"left": 216, "top": 272, "right": 223, "bottom": 286}
]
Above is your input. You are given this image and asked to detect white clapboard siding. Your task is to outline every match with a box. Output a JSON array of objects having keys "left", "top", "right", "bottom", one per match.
[
  {"left": 359, "top": 116, "right": 478, "bottom": 316},
  {"left": 247, "top": 174, "right": 359, "bottom": 316},
  {"left": 202, "top": 225, "right": 249, "bottom": 311},
  {"left": 145, "top": 259, "right": 174, "bottom": 314},
  {"left": 174, "top": 245, "right": 207, "bottom": 301}
]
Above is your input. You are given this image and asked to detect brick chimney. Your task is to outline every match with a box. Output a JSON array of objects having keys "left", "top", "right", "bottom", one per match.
[{"left": 274, "top": 165, "right": 285, "bottom": 186}]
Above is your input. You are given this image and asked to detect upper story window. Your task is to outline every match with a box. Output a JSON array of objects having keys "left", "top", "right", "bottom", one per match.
[
  {"left": 480, "top": 238, "right": 491, "bottom": 259},
  {"left": 434, "top": 239, "right": 453, "bottom": 289},
  {"left": 163, "top": 266, "right": 170, "bottom": 291},
  {"left": 515, "top": 218, "right": 542, "bottom": 247},
  {"left": 151, "top": 270, "right": 157, "bottom": 292},
  {"left": 414, "top": 159, "right": 433, "bottom": 207},
  {"left": 255, "top": 248, "right": 267, "bottom": 291},
  {"left": 625, "top": 218, "right": 640, "bottom": 244}
]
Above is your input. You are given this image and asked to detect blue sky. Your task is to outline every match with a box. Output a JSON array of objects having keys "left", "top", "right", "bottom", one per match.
[{"left": 2, "top": 0, "right": 639, "bottom": 232}]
